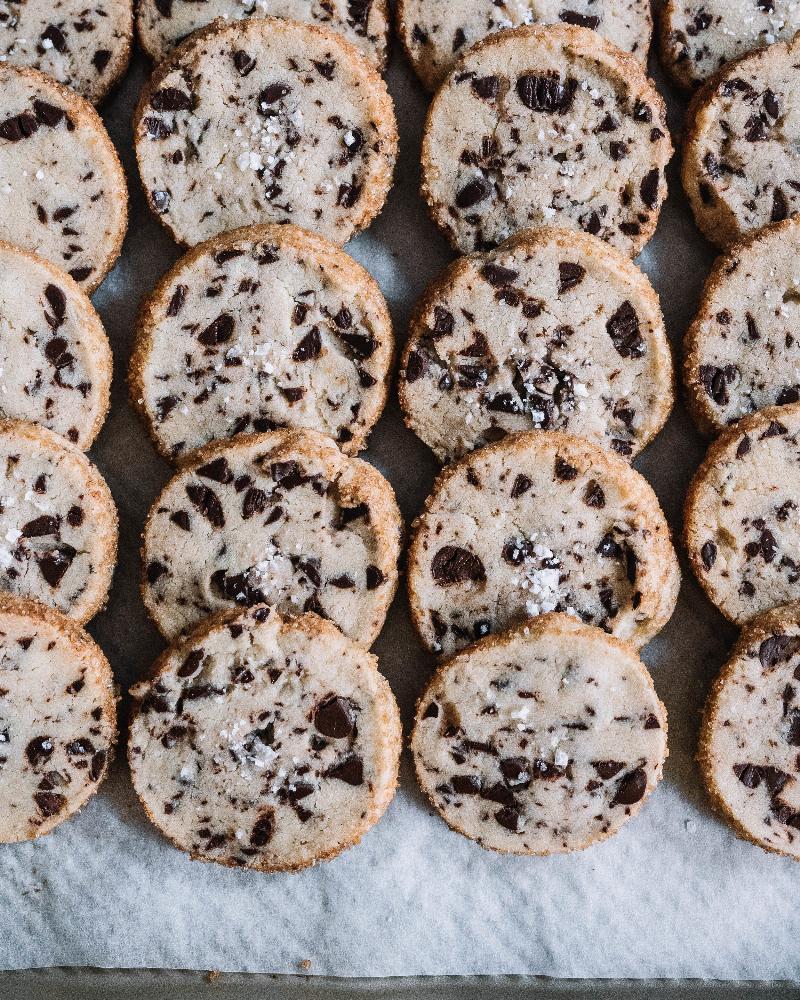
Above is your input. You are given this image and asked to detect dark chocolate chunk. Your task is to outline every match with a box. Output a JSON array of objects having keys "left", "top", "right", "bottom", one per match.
[
  {"left": 431, "top": 546, "right": 486, "bottom": 586},
  {"left": 314, "top": 695, "right": 355, "bottom": 738},
  {"left": 606, "top": 301, "right": 644, "bottom": 358},
  {"left": 611, "top": 767, "right": 647, "bottom": 806},
  {"left": 516, "top": 72, "right": 577, "bottom": 114}
]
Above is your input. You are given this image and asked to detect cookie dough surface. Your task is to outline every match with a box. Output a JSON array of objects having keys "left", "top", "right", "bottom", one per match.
[
  {"left": 132, "top": 224, "right": 393, "bottom": 462},
  {"left": 0, "top": 66, "right": 127, "bottom": 292},
  {"left": 129, "top": 604, "right": 401, "bottom": 871},
  {"left": 142, "top": 429, "right": 401, "bottom": 644},
  {"left": 0, "top": 594, "right": 115, "bottom": 844},
  {"left": 420, "top": 24, "right": 671, "bottom": 256},
  {"left": 400, "top": 228, "right": 673, "bottom": 462},
  {"left": 134, "top": 17, "right": 397, "bottom": 248},
  {"left": 398, "top": 0, "right": 652, "bottom": 92},
  {"left": 408, "top": 430, "right": 680, "bottom": 658},
  {"left": 412, "top": 614, "right": 667, "bottom": 855}
]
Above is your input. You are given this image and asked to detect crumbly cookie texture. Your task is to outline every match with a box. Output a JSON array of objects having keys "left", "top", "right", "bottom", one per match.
[
  {"left": 685, "top": 403, "right": 800, "bottom": 625},
  {"left": 659, "top": 0, "right": 800, "bottom": 90},
  {"left": 407, "top": 430, "right": 679, "bottom": 658},
  {"left": 0, "top": 242, "right": 111, "bottom": 450},
  {"left": 0, "top": 66, "right": 127, "bottom": 292},
  {"left": 131, "top": 224, "right": 393, "bottom": 463},
  {"left": 0, "top": 421, "right": 117, "bottom": 622},
  {"left": 400, "top": 227, "right": 673, "bottom": 463},
  {"left": 134, "top": 17, "right": 397, "bottom": 249},
  {"left": 420, "top": 24, "right": 672, "bottom": 257},
  {"left": 0, "top": 593, "right": 115, "bottom": 844},
  {"left": 412, "top": 614, "right": 667, "bottom": 855},
  {"left": 683, "top": 33, "right": 800, "bottom": 249},
  {"left": 0, "top": 0, "right": 133, "bottom": 104},
  {"left": 700, "top": 602, "right": 800, "bottom": 860},
  {"left": 129, "top": 604, "right": 401, "bottom": 872},
  {"left": 137, "top": 0, "right": 390, "bottom": 70},
  {"left": 398, "top": 0, "right": 652, "bottom": 92},
  {"left": 142, "top": 428, "right": 401, "bottom": 644},
  {"left": 683, "top": 218, "right": 800, "bottom": 436}
]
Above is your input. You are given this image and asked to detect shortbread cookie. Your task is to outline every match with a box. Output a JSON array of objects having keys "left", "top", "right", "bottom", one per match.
[
  {"left": 129, "top": 604, "right": 401, "bottom": 871},
  {"left": 400, "top": 228, "right": 673, "bottom": 462},
  {"left": 398, "top": 0, "right": 653, "bottom": 92},
  {"left": 137, "top": 0, "right": 390, "bottom": 70},
  {"left": 685, "top": 403, "right": 800, "bottom": 625},
  {"left": 0, "top": 420, "right": 117, "bottom": 621},
  {"left": 683, "top": 219, "right": 800, "bottom": 436},
  {"left": 683, "top": 34, "right": 800, "bottom": 249},
  {"left": 412, "top": 613, "right": 667, "bottom": 855},
  {"left": 0, "top": 0, "right": 133, "bottom": 105},
  {"left": 0, "top": 242, "right": 111, "bottom": 449},
  {"left": 699, "top": 602, "right": 800, "bottom": 860},
  {"left": 131, "top": 224, "right": 393, "bottom": 463},
  {"left": 0, "top": 594, "right": 115, "bottom": 844},
  {"left": 659, "top": 1, "right": 800, "bottom": 90},
  {"left": 142, "top": 429, "right": 401, "bottom": 644},
  {"left": 407, "top": 430, "right": 679, "bottom": 657},
  {"left": 420, "top": 24, "right": 672, "bottom": 257},
  {"left": 134, "top": 18, "right": 397, "bottom": 248},
  {"left": 0, "top": 66, "right": 127, "bottom": 292}
]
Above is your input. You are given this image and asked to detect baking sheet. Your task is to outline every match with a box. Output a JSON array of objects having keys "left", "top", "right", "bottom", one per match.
[{"left": 1, "top": 26, "right": 800, "bottom": 980}]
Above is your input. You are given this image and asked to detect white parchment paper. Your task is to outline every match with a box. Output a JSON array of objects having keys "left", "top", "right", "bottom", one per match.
[{"left": 1, "top": 31, "right": 800, "bottom": 980}]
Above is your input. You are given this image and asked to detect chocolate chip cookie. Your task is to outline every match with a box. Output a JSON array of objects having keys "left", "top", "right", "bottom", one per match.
[
  {"left": 142, "top": 429, "right": 401, "bottom": 644},
  {"left": 398, "top": 0, "right": 653, "bottom": 92},
  {"left": 699, "top": 601, "right": 800, "bottom": 860},
  {"left": 134, "top": 17, "right": 397, "bottom": 248},
  {"left": 131, "top": 223, "right": 393, "bottom": 463},
  {"left": 129, "top": 603, "right": 401, "bottom": 871},
  {"left": 0, "top": 66, "right": 127, "bottom": 291},
  {"left": 420, "top": 23, "right": 672, "bottom": 256},
  {"left": 412, "top": 613, "right": 667, "bottom": 855},
  {"left": 0, "top": 241, "right": 111, "bottom": 449},
  {"left": 400, "top": 227, "right": 673, "bottom": 462},
  {"left": 0, "top": 593, "right": 115, "bottom": 844},
  {"left": 407, "top": 430, "right": 680, "bottom": 657}
]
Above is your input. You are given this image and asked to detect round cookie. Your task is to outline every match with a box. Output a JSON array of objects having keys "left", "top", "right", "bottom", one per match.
[
  {"left": 683, "top": 33, "right": 800, "bottom": 250},
  {"left": 134, "top": 17, "right": 397, "bottom": 249},
  {"left": 683, "top": 218, "right": 800, "bottom": 437},
  {"left": 137, "top": 0, "right": 390, "bottom": 71},
  {"left": 0, "top": 66, "right": 127, "bottom": 292},
  {"left": 407, "top": 430, "right": 680, "bottom": 658},
  {"left": 131, "top": 224, "right": 393, "bottom": 463},
  {"left": 142, "top": 428, "right": 401, "bottom": 644},
  {"left": 0, "top": 0, "right": 133, "bottom": 105},
  {"left": 0, "top": 594, "right": 115, "bottom": 844},
  {"left": 398, "top": 0, "right": 653, "bottom": 93},
  {"left": 420, "top": 24, "right": 672, "bottom": 257},
  {"left": 400, "top": 227, "right": 673, "bottom": 463},
  {"left": 659, "top": 1, "right": 800, "bottom": 91},
  {"left": 129, "top": 603, "right": 401, "bottom": 872},
  {"left": 0, "top": 420, "right": 117, "bottom": 622},
  {"left": 0, "top": 242, "right": 111, "bottom": 449},
  {"left": 412, "top": 613, "right": 667, "bottom": 855}
]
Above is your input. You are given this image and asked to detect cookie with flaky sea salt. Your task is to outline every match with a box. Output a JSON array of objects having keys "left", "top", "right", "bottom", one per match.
[
  {"left": 398, "top": 0, "right": 652, "bottom": 92},
  {"left": 131, "top": 224, "right": 393, "bottom": 463},
  {"left": 0, "top": 66, "right": 127, "bottom": 292},
  {"left": 420, "top": 24, "right": 672, "bottom": 257},
  {"left": 0, "top": 242, "right": 111, "bottom": 449},
  {"left": 685, "top": 402, "right": 800, "bottom": 625},
  {"left": 141, "top": 428, "right": 401, "bottom": 644},
  {"left": 399, "top": 227, "right": 673, "bottom": 462},
  {"left": 137, "top": 0, "right": 390, "bottom": 70},
  {"left": 0, "top": 0, "right": 133, "bottom": 105},
  {"left": 129, "top": 603, "right": 401, "bottom": 871},
  {"left": 134, "top": 17, "right": 397, "bottom": 249},
  {"left": 407, "top": 430, "right": 680, "bottom": 658},
  {"left": 683, "top": 33, "right": 800, "bottom": 249},
  {"left": 0, "top": 593, "right": 115, "bottom": 844},
  {"left": 412, "top": 613, "right": 667, "bottom": 855}
]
